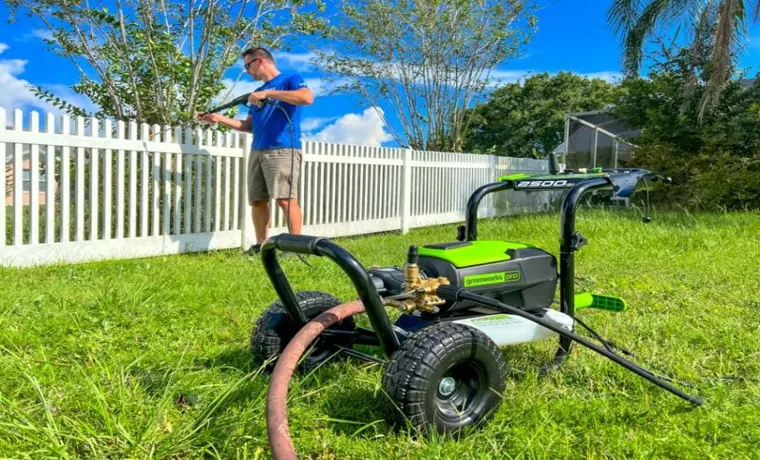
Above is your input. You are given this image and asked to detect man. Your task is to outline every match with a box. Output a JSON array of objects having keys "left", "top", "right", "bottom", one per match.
[{"left": 198, "top": 47, "right": 314, "bottom": 255}]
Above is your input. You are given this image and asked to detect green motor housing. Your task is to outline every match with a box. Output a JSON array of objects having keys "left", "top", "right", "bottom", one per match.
[{"left": 418, "top": 241, "right": 558, "bottom": 313}]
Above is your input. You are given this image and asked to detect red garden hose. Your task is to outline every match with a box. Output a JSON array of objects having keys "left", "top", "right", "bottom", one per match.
[{"left": 266, "top": 300, "right": 366, "bottom": 460}]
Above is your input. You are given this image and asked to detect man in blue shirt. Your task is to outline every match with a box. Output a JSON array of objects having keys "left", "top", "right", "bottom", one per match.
[{"left": 199, "top": 47, "right": 313, "bottom": 255}]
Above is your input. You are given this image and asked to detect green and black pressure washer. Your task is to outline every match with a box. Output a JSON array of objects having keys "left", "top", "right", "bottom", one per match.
[{"left": 251, "top": 159, "right": 702, "bottom": 436}]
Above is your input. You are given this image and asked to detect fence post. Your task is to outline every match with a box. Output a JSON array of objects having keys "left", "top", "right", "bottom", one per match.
[
  {"left": 488, "top": 154, "right": 498, "bottom": 218},
  {"left": 400, "top": 147, "right": 413, "bottom": 234},
  {"left": 240, "top": 133, "right": 254, "bottom": 249},
  {"left": 0, "top": 108, "right": 5, "bottom": 247},
  {"left": 564, "top": 115, "right": 570, "bottom": 165}
]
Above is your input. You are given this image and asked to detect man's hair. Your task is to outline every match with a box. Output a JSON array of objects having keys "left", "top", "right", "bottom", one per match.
[{"left": 242, "top": 47, "right": 274, "bottom": 63}]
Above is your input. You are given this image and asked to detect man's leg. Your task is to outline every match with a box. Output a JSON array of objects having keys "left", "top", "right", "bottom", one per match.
[
  {"left": 275, "top": 199, "right": 302, "bottom": 234},
  {"left": 252, "top": 200, "right": 270, "bottom": 243},
  {"left": 245, "top": 149, "right": 271, "bottom": 255},
  {"left": 265, "top": 148, "right": 303, "bottom": 235}
]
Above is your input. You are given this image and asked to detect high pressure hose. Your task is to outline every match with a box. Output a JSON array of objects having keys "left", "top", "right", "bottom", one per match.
[{"left": 267, "top": 300, "right": 366, "bottom": 460}]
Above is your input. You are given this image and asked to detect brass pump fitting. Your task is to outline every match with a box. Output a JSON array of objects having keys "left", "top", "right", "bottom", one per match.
[
  {"left": 394, "top": 245, "right": 450, "bottom": 313},
  {"left": 404, "top": 245, "right": 422, "bottom": 290}
]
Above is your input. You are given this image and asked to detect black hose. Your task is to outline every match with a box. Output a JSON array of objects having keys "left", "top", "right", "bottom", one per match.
[{"left": 436, "top": 285, "right": 703, "bottom": 406}]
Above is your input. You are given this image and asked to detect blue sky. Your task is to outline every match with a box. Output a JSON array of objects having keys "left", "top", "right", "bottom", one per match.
[{"left": 1, "top": 0, "right": 758, "bottom": 146}]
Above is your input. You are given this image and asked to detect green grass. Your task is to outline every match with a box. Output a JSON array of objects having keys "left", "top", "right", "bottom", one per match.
[{"left": 1, "top": 208, "right": 759, "bottom": 459}]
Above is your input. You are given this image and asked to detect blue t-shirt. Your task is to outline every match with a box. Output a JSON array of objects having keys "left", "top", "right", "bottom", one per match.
[{"left": 247, "top": 74, "right": 309, "bottom": 150}]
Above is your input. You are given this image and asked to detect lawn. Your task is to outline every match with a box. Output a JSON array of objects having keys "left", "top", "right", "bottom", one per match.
[{"left": 1, "top": 208, "right": 759, "bottom": 459}]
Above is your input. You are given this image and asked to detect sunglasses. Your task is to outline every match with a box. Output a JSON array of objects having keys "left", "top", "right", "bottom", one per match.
[{"left": 244, "top": 58, "right": 259, "bottom": 70}]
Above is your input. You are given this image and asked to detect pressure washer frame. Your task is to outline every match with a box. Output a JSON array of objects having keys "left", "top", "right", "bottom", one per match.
[{"left": 260, "top": 168, "right": 703, "bottom": 406}]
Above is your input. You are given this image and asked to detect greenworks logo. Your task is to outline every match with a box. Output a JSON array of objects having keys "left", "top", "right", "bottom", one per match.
[
  {"left": 463, "top": 270, "right": 521, "bottom": 287},
  {"left": 471, "top": 314, "right": 520, "bottom": 326}
]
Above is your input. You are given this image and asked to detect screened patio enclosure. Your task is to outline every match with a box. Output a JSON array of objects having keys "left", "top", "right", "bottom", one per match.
[{"left": 554, "top": 108, "right": 639, "bottom": 170}]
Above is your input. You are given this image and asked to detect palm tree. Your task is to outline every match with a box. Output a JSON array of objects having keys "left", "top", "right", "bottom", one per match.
[{"left": 608, "top": 0, "right": 759, "bottom": 118}]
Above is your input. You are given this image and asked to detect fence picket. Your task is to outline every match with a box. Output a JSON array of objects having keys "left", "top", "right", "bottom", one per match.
[
  {"left": 335, "top": 145, "right": 346, "bottom": 223},
  {"left": 103, "top": 119, "right": 112, "bottom": 240},
  {"left": 184, "top": 128, "right": 193, "bottom": 234},
  {"left": 224, "top": 155, "right": 231, "bottom": 231},
  {"left": 205, "top": 131, "right": 212, "bottom": 232},
  {"left": 150, "top": 125, "right": 160, "bottom": 236},
  {"left": 89, "top": 118, "right": 99, "bottom": 241},
  {"left": 13, "top": 110, "right": 23, "bottom": 245},
  {"left": 29, "top": 112, "right": 40, "bottom": 245},
  {"left": 0, "top": 109, "right": 5, "bottom": 246},
  {"left": 45, "top": 113, "right": 56, "bottom": 244},
  {"left": 142, "top": 123, "right": 151, "bottom": 237},
  {"left": 116, "top": 121, "right": 126, "bottom": 240},
  {"left": 75, "top": 117, "right": 87, "bottom": 241},
  {"left": 328, "top": 144, "right": 335, "bottom": 224},
  {"left": 194, "top": 129, "right": 202, "bottom": 233},
  {"left": 214, "top": 131, "right": 222, "bottom": 232},
  {"left": 163, "top": 126, "right": 171, "bottom": 235},
  {"left": 357, "top": 148, "right": 364, "bottom": 222},
  {"left": 233, "top": 144, "right": 240, "bottom": 231},
  {"left": 128, "top": 122, "right": 138, "bottom": 238}
]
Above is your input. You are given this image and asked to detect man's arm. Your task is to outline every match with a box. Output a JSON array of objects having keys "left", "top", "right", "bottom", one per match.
[
  {"left": 197, "top": 113, "right": 252, "bottom": 132},
  {"left": 250, "top": 88, "right": 314, "bottom": 106}
]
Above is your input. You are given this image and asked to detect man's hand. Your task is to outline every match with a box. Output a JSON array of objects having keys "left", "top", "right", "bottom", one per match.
[
  {"left": 197, "top": 112, "right": 223, "bottom": 124},
  {"left": 248, "top": 90, "right": 270, "bottom": 106},
  {"left": 195, "top": 112, "right": 252, "bottom": 132}
]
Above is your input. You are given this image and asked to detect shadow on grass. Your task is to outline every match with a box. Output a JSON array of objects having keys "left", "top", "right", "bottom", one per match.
[
  {"left": 201, "top": 346, "right": 255, "bottom": 374},
  {"left": 316, "top": 383, "right": 392, "bottom": 439},
  {"left": 500, "top": 341, "right": 566, "bottom": 381}
]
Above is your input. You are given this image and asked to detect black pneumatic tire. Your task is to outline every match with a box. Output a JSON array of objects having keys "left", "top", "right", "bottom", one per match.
[
  {"left": 250, "top": 291, "right": 356, "bottom": 370},
  {"left": 382, "top": 322, "right": 508, "bottom": 436}
]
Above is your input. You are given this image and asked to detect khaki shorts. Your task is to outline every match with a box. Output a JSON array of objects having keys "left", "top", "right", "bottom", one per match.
[{"left": 248, "top": 148, "right": 302, "bottom": 203}]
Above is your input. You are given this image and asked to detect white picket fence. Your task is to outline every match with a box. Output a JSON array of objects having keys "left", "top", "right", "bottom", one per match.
[{"left": 0, "top": 108, "right": 551, "bottom": 267}]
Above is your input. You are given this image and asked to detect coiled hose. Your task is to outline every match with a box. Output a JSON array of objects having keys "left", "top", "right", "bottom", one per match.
[{"left": 266, "top": 300, "right": 366, "bottom": 460}]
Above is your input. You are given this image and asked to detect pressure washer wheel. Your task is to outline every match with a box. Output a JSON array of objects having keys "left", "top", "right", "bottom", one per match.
[
  {"left": 251, "top": 291, "right": 356, "bottom": 370},
  {"left": 382, "top": 322, "right": 508, "bottom": 436}
]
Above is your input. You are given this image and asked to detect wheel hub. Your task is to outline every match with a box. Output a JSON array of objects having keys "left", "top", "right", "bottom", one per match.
[{"left": 438, "top": 376, "right": 457, "bottom": 396}]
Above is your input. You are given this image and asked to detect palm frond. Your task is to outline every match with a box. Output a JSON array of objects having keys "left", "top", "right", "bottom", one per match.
[
  {"left": 681, "top": 1, "right": 718, "bottom": 113},
  {"left": 608, "top": 0, "right": 644, "bottom": 36},
  {"left": 699, "top": 0, "right": 745, "bottom": 119},
  {"left": 611, "top": 0, "right": 700, "bottom": 75}
]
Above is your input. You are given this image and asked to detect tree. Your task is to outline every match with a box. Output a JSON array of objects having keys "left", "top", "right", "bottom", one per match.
[
  {"left": 4, "top": 0, "right": 328, "bottom": 125},
  {"left": 612, "top": 46, "right": 760, "bottom": 209},
  {"left": 462, "top": 72, "right": 621, "bottom": 158},
  {"left": 316, "top": 0, "right": 538, "bottom": 152},
  {"left": 607, "top": 0, "right": 760, "bottom": 118}
]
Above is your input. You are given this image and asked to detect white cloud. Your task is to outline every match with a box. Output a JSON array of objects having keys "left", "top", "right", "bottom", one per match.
[
  {"left": 487, "top": 69, "right": 532, "bottom": 85},
  {"left": 220, "top": 77, "right": 261, "bottom": 99},
  {"left": 304, "top": 108, "right": 393, "bottom": 147},
  {"left": 577, "top": 71, "right": 625, "bottom": 83},
  {"left": 302, "top": 116, "right": 341, "bottom": 131},
  {"left": 304, "top": 77, "right": 352, "bottom": 97},
  {"left": 31, "top": 29, "right": 54, "bottom": 41},
  {"left": 277, "top": 51, "right": 318, "bottom": 72},
  {"left": 12, "top": 29, "right": 54, "bottom": 43},
  {"left": 0, "top": 43, "right": 96, "bottom": 118}
]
